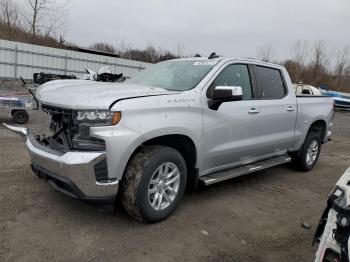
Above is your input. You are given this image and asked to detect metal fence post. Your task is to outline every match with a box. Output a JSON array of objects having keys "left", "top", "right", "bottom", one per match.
[
  {"left": 64, "top": 53, "right": 68, "bottom": 75},
  {"left": 14, "top": 45, "right": 18, "bottom": 78}
]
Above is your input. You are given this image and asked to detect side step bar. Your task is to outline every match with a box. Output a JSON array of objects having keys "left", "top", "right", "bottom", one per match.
[{"left": 199, "top": 154, "right": 291, "bottom": 186}]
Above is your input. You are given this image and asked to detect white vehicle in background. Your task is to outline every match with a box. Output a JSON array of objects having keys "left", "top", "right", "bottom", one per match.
[
  {"left": 314, "top": 167, "right": 350, "bottom": 262},
  {"left": 294, "top": 83, "right": 322, "bottom": 96}
]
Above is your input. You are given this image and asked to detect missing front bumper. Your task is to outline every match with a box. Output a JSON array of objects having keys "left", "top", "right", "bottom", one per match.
[{"left": 3, "top": 124, "right": 119, "bottom": 202}]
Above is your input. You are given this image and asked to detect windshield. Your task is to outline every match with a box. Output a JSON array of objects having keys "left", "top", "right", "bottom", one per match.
[{"left": 126, "top": 60, "right": 215, "bottom": 91}]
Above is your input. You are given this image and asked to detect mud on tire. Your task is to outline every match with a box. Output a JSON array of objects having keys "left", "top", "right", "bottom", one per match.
[
  {"left": 290, "top": 131, "right": 321, "bottom": 172},
  {"left": 120, "top": 145, "right": 187, "bottom": 223}
]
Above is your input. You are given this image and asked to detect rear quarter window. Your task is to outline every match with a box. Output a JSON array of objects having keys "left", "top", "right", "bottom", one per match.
[{"left": 255, "top": 66, "right": 286, "bottom": 99}]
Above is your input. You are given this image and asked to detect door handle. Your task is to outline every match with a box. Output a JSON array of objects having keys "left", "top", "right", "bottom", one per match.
[
  {"left": 248, "top": 108, "right": 260, "bottom": 114},
  {"left": 286, "top": 106, "right": 295, "bottom": 112}
]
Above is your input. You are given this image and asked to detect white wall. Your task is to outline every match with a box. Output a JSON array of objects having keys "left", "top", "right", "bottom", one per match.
[{"left": 0, "top": 39, "right": 151, "bottom": 79}]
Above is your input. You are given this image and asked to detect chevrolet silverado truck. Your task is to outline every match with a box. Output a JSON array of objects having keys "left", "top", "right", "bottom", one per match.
[{"left": 4, "top": 57, "right": 334, "bottom": 222}]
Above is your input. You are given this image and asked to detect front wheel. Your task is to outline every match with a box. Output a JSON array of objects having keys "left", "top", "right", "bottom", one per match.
[
  {"left": 121, "top": 146, "right": 187, "bottom": 223},
  {"left": 291, "top": 131, "right": 321, "bottom": 171}
]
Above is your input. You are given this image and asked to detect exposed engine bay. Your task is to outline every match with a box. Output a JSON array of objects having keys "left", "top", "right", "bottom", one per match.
[{"left": 35, "top": 104, "right": 105, "bottom": 152}]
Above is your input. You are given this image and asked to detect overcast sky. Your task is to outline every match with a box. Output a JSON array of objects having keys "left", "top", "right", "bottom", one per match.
[{"left": 65, "top": 0, "right": 350, "bottom": 61}]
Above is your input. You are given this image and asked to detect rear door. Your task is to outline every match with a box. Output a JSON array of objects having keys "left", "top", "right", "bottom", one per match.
[{"left": 252, "top": 65, "right": 297, "bottom": 157}]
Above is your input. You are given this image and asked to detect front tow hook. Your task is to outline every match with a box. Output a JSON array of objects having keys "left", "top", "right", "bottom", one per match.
[{"left": 2, "top": 123, "right": 28, "bottom": 140}]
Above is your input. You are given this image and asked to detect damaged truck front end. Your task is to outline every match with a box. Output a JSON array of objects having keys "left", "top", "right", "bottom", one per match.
[
  {"left": 3, "top": 105, "right": 120, "bottom": 203},
  {"left": 39, "top": 104, "right": 108, "bottom": 152},
  {"left": 2, "top": 79, "right": 176, "bottom": 206}
]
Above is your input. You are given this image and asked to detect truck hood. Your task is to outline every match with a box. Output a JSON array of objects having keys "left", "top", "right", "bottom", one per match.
[{"left": 36, "top": 80, "right": 178, "bottom": 109}]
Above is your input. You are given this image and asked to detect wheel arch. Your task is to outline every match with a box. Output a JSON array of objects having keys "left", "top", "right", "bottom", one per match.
[
  {"left": 123, "top": 134, "right": 199, "bottom": 189},
  {"left": 308, "top": 119, "right": 327, "bottom": 142}
]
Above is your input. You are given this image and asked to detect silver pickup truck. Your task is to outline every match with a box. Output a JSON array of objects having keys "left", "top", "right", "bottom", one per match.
[{"left": 4, "top": 57, "right": 334, "bottom": 222}]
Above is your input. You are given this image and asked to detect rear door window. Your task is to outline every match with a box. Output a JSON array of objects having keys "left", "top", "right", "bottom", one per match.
[{"left": 255, "top": 66, "right": 286, "bottom": 99}]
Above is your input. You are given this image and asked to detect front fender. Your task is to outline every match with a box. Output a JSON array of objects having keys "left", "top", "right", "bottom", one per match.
[{"left": 91, "top": 124, "right": 202, "bottom": 181}]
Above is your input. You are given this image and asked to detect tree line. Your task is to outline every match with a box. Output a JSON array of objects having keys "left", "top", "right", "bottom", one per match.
[
  {"left": 257, "top": 42, "right": 349, "bottom": 91},
  {"left": 90, "top": 42, "right": 180, "bottom": 63},
  {"left": 0, "top": 0, "right": 68, "bottom": 47},
  {"left": 0, "top": 0, "right": 349, "bottom": 91}
]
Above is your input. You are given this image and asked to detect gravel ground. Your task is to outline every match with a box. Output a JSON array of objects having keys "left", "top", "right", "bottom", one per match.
[{"left": 0, "top": 110, "right": 349, "bottom": 262}]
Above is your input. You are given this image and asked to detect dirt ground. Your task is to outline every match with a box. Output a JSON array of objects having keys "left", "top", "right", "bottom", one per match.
[{"left": 0, "top": 109, "right": 349, "bottom": 262}]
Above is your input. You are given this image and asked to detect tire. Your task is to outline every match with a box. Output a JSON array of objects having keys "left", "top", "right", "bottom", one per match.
[
  {"left": 291, "top": 131, "right": 321, "bottom": 171},
  {"left": 121, "top": 145, "right": 187, "bottom": 223},
  {"left": 12, "top": 110, "right": 29, "bottom": 124}
]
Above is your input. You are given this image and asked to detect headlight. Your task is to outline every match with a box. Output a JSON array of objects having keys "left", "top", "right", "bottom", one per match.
[
  {"left": 75, "top": 110, "right": 121, "bottom": 125},
  {"left": 76, "top": 110, "right": 111, "bottom": 121}
]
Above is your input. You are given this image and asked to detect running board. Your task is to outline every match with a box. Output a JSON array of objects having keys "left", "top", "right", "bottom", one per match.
[{"left": 199, "top": 155, "right": 291, "bottom": 186}]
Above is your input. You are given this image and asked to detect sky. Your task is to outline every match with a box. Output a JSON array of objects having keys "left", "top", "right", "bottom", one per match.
[{"left": 65, "top": 0, "right": 350, "bottom": 62}]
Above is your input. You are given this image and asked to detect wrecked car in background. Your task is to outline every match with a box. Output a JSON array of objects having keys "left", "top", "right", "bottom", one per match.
[
  {"left": 314, "top": 167, "right": 350, "bottom": 262},
  {"left": 294, "top": 83, "right": 322, "bottom": 96},
  {"left": 4, "top": 56, "right": 334, "bottom": 222},
  {"left": 0, "top": 78, "right": 38, "bottom": 124},
  {"left": 33, "top": 66, "right": 126, "bottom": 85}
]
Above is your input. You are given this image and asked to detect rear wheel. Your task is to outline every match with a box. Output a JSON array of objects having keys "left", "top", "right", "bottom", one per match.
[
  {"left": 121, "top": 146, "right": 187, "bottom": 223},
  {"left": 12, "top": 110, "right": 29, "bottom": 124},
  {"left": 291, "top": 131, "right": 321, "bottom": 171}
]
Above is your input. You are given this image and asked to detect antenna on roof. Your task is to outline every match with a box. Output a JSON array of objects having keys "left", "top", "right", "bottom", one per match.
[{"left": 208, "top": 52, "right": 219, "bottom": 59}]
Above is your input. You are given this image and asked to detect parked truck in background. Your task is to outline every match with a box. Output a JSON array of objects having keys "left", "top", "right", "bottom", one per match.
[{"left": 4, "top": 57, "right": 334, "bottom": 222}]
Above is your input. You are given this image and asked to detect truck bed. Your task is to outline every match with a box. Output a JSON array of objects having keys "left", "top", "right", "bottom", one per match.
[{"left": 293, "top": 95, "right": 334, "bottom": 149}]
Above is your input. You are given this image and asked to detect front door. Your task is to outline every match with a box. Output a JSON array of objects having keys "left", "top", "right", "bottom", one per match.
[{"left": 202, "top": 63, "right": 262, "bottom": 174}]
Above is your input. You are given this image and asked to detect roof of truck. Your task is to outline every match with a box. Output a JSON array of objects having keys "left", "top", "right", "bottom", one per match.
[{"left": 172, "top": 56, "right": 284, "bottom": 69}]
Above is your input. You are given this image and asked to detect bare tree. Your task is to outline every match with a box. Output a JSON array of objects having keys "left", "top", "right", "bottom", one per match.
[
  {"left": 90, "top": 42, "right": 116, "bottom": 54},
  {"left": 309, "top": 40, "right": 329, "bottom": 85},
  {"left": 283, "top": 60, "right": 300, "bottom": 83},
  {"left": 289, "top": 41, "right": 309, "bottom": 82},
  {"left": 333, "top": 46, "right": 349, "bottom": 89},
  {"left": 256, "top": 43, "right": 275, "bottom": 62},
  {"left": 175, "top": 42, "right": 185, "bottom": 57},
  {"left": 22, "top": 0, "right": 68, "bottom": 38},
  {"left": 144, "top": 45, "right": 158, "bottom": 63},
  {"left": 0, "top": 0, "right": 20, "bottom": 36},
  {"left": 114, "top": 37, "right": 132, "bottom": 55},
  {"left": 291, "top": 41, "right": 308, "bottom": 66}
]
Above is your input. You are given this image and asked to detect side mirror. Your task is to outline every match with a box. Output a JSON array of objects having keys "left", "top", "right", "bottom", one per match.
[{"left": 208, "top": 86, "right": 243, "bottom": 110}]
